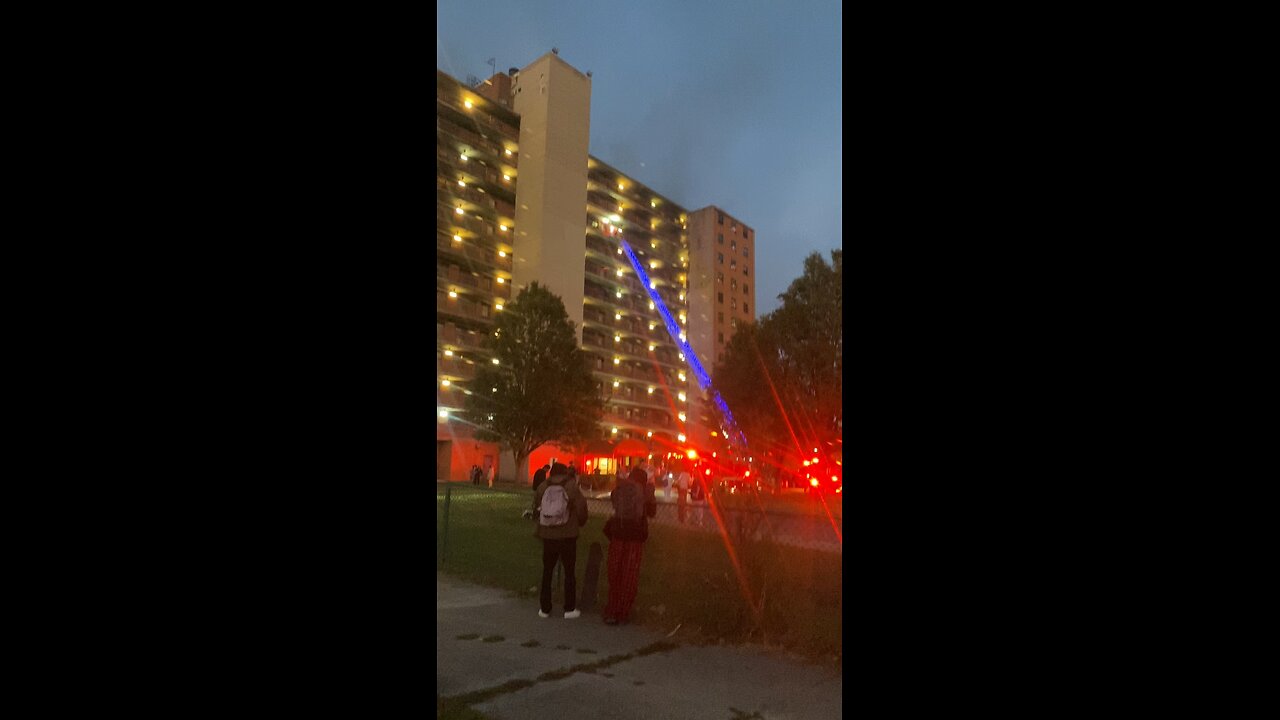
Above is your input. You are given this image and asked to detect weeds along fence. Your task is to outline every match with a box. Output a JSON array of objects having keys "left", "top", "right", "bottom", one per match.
[{"left": 436, "top": 481, "right": 841, "bottom": 567}]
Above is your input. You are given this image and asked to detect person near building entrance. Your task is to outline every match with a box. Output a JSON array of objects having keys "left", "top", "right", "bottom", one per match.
[
  {"left": 485, "top": 460, "right": 495, "bottom": 488},
  {"left": 676, "top": 463, "right": 692, "bottom": 523},
  {"left": 470, "top": 464, "right": 482, "bottom": 486}
]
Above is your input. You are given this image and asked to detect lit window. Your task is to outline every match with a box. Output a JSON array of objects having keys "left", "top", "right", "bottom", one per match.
[
  {"left": 448, "top": 291, "right": 457, "bottom": 298},
  {"left": 678, "top": 433, "right": 686, "bottom": 442},
  {"left": 439, "top": 410, "right": 448, "bottom": 418},
  {"left": 492, "top": 387, "right": 497, "bottom": 392},
  {"left": 492, "top": 358, "right": 500, "bottom": 365},
  {"left": 441, "top": 380, "right": 451, "bottom": 387},
  {"left": 444, "top": 350, "right": 453, "bottom": 356},
  {"left": 495, "top": 303, "right": 504, "bottom": 310}
]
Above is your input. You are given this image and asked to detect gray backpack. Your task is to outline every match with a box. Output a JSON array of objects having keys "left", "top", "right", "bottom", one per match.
[{"left": 539, "top": 483, "right": 570, "bottom": 527}]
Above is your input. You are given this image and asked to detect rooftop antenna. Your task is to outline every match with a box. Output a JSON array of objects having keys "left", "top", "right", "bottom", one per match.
[
  {"left": 487, "top": 57, "right": 495, "bottom": 77},
  {"left": 552, "top": 47, "right": 559, "bottom": 55}
]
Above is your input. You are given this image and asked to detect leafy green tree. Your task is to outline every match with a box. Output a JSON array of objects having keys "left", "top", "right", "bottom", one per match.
[
  {"left": 712, "top": 250, "right": 842, "bottom": 476},
  {"left": 461, "top": 282, "right": 603, "bottom": 482}
]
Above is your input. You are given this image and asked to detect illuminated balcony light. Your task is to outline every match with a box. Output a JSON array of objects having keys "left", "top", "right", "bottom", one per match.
[
  {"left": 444, "top": 350, "right": 453, "bottom": 356},
  {"left": 505, "top": 148, "right": 513, "bottom": 156},
  {"left": 502, "top": 174, "right": 510, "bottom": 181},
  {"left": 453, "top": 234, "right": 461, "bottom": 242},
  {"left": 613, "top": 358, "right": 620, "bottom": 365},
  {"left": 612, "top": 427, "right": 619, "bottom": 434},
  {"left": 498, "top": 250, "right": 506, "bottom": 257},
  {"left": 678, "top": 433, "right": 686, "bottom": 442},
  {"left": 609, "top": 214, "right": 621, "bottom": 223},
  {"left": 710, "top": 431, "right": 718, "bottom": 437},
  {"left": 439, "top": 410, "right": 448, "bottom": 418},
  {"left": 679, "top": 353, "right": 685, "bottom": 361},
  {"left": 612, "top": 380, "right": 620, "bottom": 387},
  {"left": 647, "top": 431, "right": 653, "bottom": 437},
  {"left": 678, "top": 332, "right": 686, "bottom": 342},
  {"left": 441, "top": 380, "right": 451, "bottom": 387},
  {"left": 678, "top": 392, "right": 686, "bottom": 402},
  {"left": 803, "top": 460, "right": 811, "bottom": 467},
  {"left": 460, "top": 154, "right": 467, "bottom": 162},
  {"left": 615, "top": 291, "right": 622, "bottom": 299},
  {"left": 648, "top": 344, "right": 655, "bottom": 351},
  {"left": 614, "top": 335, "right": 621, "bottom": 343},
  {"left": 616, "top": 247, "right": 622, "bottom": 254},
  {"left": 650, "top": 281, "right": 657, "bottom": 289},
  {"left": 648, "top": 387, "right": 655, "bottom": 394},
  {"left": 448, "top": 291, "right": 457, "bottom": 298},
  {"left": 651, "top": 200, "right": 657, "bottom": 208},
  {"left": 455, "top": 207, "right": 464, "bottom": 215},
  {"left": 616, "top": 269, "right": 623, "bottom": 277},
  {"left": 492, "top": 387, "right": 497, "bottom": 392},
  {"left": 679, "top": 293, "right": 684, "bottom": 301},
  {"left": 491, "top": 358, "right": 500, "bottom": 365},
  {"left": 649, "top": 322, "right": 655, "bottom": 330},
  {"left": 496, "top": 277, "right": 505, "bottom": 285},
  {"left": 678, "top": 412, "right": 686, "bottom": 422},
  {"left": 499, "top": 224, "right": 508, "bottom": 231},
  {"left": 650, "top": 261, "right": 657, "bottom": 269},
  {"left": 618, "top": 183, "right": 625, "bottom": 190},
  {"left": 648, "top": 301, "right": 655, "bottom": 310},
  {"left": 464, "top": 99, "right": 473, "bottom": 109},
  {"left": 678, "top": 372, "right": 686, "bottom": 381},
  {"left": 495, "top": 303, "right": 503, "bottom": 310},
  {"left": 679, "top": 315, "right": 686, "bottom": 323},
  {"left": 457, "top": 180, "right": 465, "bottom": 187}
]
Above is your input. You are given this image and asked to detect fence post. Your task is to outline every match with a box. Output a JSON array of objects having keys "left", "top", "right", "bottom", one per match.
[{"left": 441, "top": 484, "right": 452, "bottom": 565}]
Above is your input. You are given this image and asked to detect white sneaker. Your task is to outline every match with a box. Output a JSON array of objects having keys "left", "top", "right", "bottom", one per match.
[
  {"left": 538, "top": 610, "right": 550, "bottom": 618},
  {"left": 564, "top": 610, "right": 581, "bottom": 619}
]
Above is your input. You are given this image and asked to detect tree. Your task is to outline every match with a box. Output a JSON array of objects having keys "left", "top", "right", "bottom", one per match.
[
  {"left": 712, "top": 250, "right": 842, "bottom": 475},
  {"left": 461, "top": 282, "right": 602, "bottom": 483}
]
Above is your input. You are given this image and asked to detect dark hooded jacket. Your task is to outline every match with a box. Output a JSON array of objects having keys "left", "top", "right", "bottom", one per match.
[
  {"left": 533, "top": 463, "right": 588, "bottom": 540},
  {"left": 604, "top": 467, "right": 658, "bottom": 542}
]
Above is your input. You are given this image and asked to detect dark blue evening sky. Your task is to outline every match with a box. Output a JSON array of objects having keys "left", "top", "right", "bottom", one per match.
[{"left": 437, "top": 0, "right": 841, "bottom": 316}]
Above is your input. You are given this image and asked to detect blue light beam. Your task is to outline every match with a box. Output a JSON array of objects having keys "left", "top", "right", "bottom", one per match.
[{"left": 617, "top": 237, "right": 749, "bottom": 450}]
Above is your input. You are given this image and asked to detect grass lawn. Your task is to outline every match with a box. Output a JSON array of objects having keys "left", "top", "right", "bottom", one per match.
[{"left": 437, "top": 484, "right": 841, "bottom": 667}]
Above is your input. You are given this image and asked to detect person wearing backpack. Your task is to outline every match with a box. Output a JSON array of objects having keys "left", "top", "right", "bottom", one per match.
[
  {"left": 532, "top": 462, "right": 589, "bottom": 619},
  {"left": 602, "top": 467, "right": 657, "bottom": 625}
]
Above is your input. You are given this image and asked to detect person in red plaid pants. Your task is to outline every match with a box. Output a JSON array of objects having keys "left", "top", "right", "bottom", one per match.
[{"left": 602, "top": 467, "right": 657, "bottom": 624}]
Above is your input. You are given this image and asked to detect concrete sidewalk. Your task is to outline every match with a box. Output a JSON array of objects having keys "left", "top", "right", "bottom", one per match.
[{"left": 438, "top": 572, "right": 842, "bottom": 720}]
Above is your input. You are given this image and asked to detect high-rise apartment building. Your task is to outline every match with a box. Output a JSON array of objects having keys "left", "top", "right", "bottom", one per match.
[{"left": 437, "top": 51, "right": 754, "bottom": 482}]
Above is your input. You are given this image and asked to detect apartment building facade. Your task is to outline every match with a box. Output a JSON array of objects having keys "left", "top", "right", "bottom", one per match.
[{"left": 437, "top": 51, "right": 754, "bottom": 482}]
